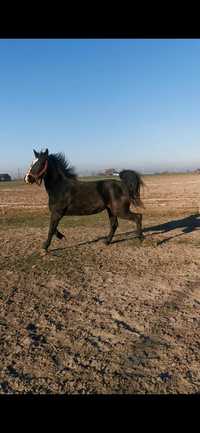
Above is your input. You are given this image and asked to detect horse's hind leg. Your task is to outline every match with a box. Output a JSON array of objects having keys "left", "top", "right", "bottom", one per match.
[
  {"left": 118, "top": 209, "right": 143, "bottom": 240},
  {"left": 105, "top": 208, "right": 118, "bottom": 244}
]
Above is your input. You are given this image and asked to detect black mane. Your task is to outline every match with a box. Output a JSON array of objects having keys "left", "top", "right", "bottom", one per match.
[{"left": 49, "top": 152, "right": 77, "bottom": 180}]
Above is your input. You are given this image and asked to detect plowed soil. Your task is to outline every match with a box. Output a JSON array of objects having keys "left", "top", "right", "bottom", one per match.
[{"left": 1, "top": 174, "right": 200, "bottom": 394}]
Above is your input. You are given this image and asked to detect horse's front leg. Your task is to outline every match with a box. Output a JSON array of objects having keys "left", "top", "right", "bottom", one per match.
[{"left": 42, "top": 210, "right": 63, "bottom": 251}]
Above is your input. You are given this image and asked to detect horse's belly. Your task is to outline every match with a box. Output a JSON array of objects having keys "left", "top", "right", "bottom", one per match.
[
  {"left": 66, "top": 207, "right": 104, "bottom": 216},
  {"left": 66, "top": 198, "right": 105, "bottom": 215}
]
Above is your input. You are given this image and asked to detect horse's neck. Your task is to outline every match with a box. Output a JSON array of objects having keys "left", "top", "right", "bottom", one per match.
[{"left": 44, "top": 162, "right": 72, "bottom": 195}]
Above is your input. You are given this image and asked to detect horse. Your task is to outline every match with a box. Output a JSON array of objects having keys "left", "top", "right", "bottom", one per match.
[{"left": 24, "top": 149, "right": 144, "bottom": 251}]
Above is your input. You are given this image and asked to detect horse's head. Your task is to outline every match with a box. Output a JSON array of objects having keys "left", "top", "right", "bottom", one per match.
[{"left": 24, "top": 148, "right": 49, "bottom": 185}]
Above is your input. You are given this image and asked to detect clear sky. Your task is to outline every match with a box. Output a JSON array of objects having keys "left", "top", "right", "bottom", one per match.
[{"left": 1, "top": 38, "right": 200, "bottom": 176}]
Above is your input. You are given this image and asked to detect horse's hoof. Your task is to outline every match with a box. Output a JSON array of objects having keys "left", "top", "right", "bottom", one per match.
[
  {"left": 139, "top": 234, "right": 145, "bottom": 241},
  {"left": 42, "top": 241, "right": 49, "bottom": 251},
  {"left": 56, "top": 232, "right": 65, "bottom": 240}
]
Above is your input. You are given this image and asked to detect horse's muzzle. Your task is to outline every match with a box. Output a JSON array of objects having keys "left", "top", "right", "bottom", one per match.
[{"left": 24, "top": 174, "right": 35, "bottom": 184}]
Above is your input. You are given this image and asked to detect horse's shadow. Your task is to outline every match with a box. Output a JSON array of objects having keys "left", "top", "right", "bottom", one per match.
[
  {"left": 51, "top": 232, "right": 141, "bottom": 253},
  {"left": 50, "top": 213, "right": 200, "bottom": 252},
  {"left": 111, "top": 213, "right": 200, "bottom": 245},
  {"left": 143, "top": 213, "right": 200, "bottom": 245}
]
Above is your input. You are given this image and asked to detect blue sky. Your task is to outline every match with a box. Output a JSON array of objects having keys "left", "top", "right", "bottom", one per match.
[{"left": 1, "top": 39, "right": 200, "bottom": 175}]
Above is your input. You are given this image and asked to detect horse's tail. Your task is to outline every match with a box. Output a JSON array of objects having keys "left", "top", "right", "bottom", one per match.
[{"left": 119, "top": 169, "right": 145, "bottom": 208}]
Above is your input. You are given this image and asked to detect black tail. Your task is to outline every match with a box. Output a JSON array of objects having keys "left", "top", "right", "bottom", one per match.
[{"left": 119, "top": 169, "right": 144, "bottom": 208}]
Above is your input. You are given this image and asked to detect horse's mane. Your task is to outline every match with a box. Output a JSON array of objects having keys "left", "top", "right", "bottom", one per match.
[{"left": 49, "top": 153, "right": 77, "bottom": 180}]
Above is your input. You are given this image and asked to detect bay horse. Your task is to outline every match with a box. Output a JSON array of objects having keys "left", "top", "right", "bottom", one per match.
[{"left": 24, "top": 149, "right": 144, "bottom": 250}]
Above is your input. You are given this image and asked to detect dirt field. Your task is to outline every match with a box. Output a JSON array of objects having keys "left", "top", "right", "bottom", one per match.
[{"left": 1, "top": 173, "right": 200, "bottom": 394}]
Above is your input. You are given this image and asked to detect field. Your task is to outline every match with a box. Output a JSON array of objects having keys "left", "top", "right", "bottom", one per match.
[{"left": 1, "top": 173, "right": 200, "bottom": 394}]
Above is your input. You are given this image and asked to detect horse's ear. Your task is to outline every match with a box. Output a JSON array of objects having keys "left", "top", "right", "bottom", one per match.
[
  {"left": 44, "top": 148, "right": 49, "bottom": 157},
  {"left": 33, "top": 149, "right": 39, "bottom": 158}
]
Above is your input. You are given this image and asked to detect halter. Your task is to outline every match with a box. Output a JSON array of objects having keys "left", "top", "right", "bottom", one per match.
[{"left": 27, "top": 159, "right": 48, "bottom": 185}]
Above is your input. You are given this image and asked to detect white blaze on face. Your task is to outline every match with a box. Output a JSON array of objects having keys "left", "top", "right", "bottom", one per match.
[{"left": 24, "top": 157, "right": 39, "bottom": 183}]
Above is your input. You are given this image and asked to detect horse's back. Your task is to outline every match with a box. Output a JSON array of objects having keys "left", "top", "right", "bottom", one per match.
[{"left": 65, "top": 180, "right": 107, "bottom": 215}]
